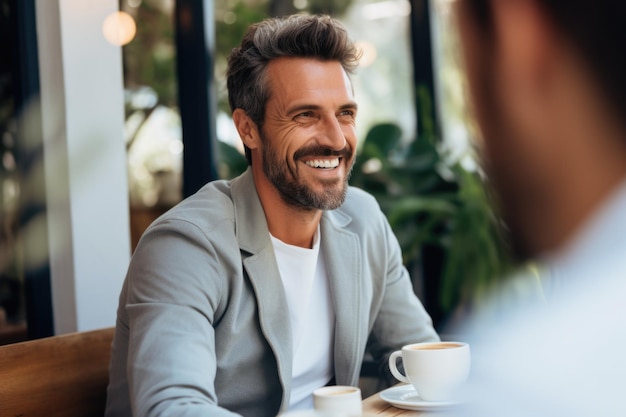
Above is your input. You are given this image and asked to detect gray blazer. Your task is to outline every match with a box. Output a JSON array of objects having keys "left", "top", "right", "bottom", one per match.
[{"left": 105, "top": 168, "right": 438, "bottom": 417}]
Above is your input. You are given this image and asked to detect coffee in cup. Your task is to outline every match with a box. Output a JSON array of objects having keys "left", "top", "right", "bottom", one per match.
[{"left": 388, "top": 341, "right": 470, "bottom": 402}]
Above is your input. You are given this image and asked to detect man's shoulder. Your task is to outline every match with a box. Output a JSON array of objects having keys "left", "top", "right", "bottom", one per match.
[
  {"left": 342, "top": 186, "right": 381, "bottom": 213},
  {"left": 152, "top": 178, "right": 237, "bottom": 233},
  {"left": 461, "top": 272, "right": 626, "bottom": 417},
  {"left": 328, "top": 186, "right": 388, "bottom": 233}
]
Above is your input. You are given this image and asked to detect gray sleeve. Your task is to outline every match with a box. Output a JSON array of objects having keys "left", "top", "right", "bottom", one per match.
[{"left": 124, "top": 218, "right": 241, "bottom": 417}]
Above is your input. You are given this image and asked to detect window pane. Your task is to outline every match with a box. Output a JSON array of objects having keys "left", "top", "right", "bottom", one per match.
[
  {"left": 344, "top": 0, "right": 415, "bottom": 143},
  {"left": 431, "top": 0, "right": 477, "bottom": 166},
  {"left": 120, "top": 0, "right": 183, "bottom": 249}
]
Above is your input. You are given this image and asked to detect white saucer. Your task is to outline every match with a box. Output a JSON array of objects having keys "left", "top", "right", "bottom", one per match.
[{"left": 379, "top": 384, "right": 461, "bottom": 411}]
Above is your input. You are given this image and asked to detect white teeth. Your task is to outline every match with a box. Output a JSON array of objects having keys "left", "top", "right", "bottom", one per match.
[{"left": 305, "top": 158, "right": 340, "bottom": 169}]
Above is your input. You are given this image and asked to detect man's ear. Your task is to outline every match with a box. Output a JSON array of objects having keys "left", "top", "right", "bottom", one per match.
[{"left": 232, "top": 108, "right": 260, "bottom": 150}]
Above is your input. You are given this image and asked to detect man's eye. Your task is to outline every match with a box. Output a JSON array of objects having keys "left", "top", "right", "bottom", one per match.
[
  {"left": 338, "top": 110, "right": 356, "bottom": 119},
  {"left": 295, "top": 111, "right": 314, "bottom": 119}
]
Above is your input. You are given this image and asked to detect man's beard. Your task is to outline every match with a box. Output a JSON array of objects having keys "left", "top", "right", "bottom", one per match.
[{"left": 260, "top": 131, "right": 355, "bottom": 211}]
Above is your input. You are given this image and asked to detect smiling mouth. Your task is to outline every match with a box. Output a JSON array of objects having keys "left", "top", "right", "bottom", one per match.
[{"left": 304, "top": 158, "right": 340, "bottom": 169}]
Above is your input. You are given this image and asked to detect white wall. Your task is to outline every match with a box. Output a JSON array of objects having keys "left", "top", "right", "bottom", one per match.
[{"left": 36, "top": 0, "right": 130, "bottom": 333}]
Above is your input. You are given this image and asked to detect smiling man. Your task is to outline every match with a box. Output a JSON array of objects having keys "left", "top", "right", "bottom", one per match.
[{"left": 105, "top": 14, "right": 438, "bottom": 417}]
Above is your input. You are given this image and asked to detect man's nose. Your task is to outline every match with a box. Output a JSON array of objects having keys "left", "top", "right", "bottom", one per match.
[{"left": 317, "top": 115, "right": 347, "bottom": 150}]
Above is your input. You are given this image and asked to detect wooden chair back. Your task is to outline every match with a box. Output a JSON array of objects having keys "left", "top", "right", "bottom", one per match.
[{"left": 0, "top": 327, "right": 115, "bottom": 417}]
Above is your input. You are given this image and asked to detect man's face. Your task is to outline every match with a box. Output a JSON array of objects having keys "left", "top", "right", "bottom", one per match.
[{"left": 258, "top": 57, "right": 358, "bottom": 211}]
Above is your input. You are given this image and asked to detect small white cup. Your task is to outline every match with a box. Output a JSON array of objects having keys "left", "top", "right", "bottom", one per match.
[
  {"left": 389, "top": 341, "right": 470, "bottom": 402},
  {"left": 279, "top": 411, "right": 348, "bottom": 417},
  {"left": 312, "top": 385, "right": 362, "bottom": 416}
]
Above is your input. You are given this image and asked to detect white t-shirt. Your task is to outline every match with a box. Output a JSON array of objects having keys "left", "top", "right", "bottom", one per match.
[{"left": 271, "top": 227, "right": 335, "bottom": 410}]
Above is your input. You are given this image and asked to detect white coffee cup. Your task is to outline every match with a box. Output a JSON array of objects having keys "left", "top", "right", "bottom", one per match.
[
  {"left": 312, "top": 385, "right": 362, "bottom": 416},
  {"left": 388, "top": 341, "right": 470, "bottom": 402}
]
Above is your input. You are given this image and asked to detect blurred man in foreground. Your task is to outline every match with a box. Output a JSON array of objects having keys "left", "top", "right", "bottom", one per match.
[{"left": 454, "top": 1, "right": 626, "bottom": 415}]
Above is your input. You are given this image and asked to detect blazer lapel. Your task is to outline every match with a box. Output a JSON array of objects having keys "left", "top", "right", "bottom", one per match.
[
  {"left": 231, "top": 169, "right": 293, "bottom": 409},
  {"left": 321, "top": 210, "right": 365, "bottom": 385}
]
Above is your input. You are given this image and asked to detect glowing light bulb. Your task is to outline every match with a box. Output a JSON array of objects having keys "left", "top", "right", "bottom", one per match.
[
  {"left": 102, "top": 11, "right": 137, "bottom": 46},
  {"left": 355, "top": 41, "right": 377, "bottom": 67}
]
